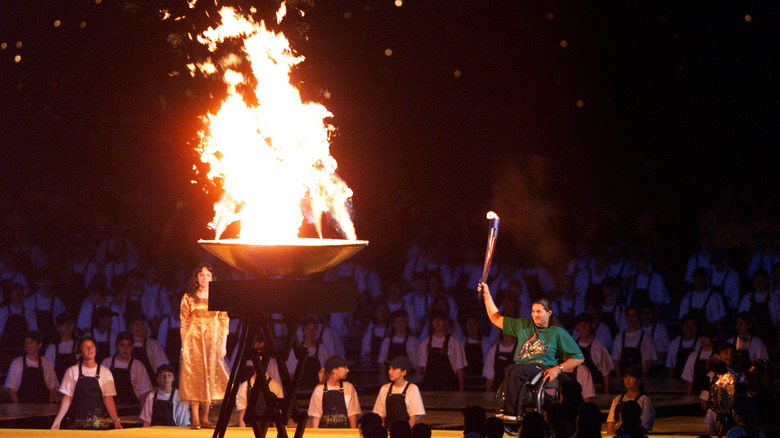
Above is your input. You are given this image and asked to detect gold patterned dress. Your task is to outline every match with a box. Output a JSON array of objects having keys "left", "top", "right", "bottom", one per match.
[{"left": 179, "top": 293, "right": 230, "bottom": 402}]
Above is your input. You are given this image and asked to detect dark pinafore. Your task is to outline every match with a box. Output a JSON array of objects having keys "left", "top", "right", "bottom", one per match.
[
  {"left": 491, "top": 339, "right": 517, "bottom": 391},
  {"left": 110, "top": 355, "right": 138, "bottom": 405},
  {"left": 387, "top": 335, "right": 409, "bottom": 364},
  {"left": 131, "top": 339, "right": 155, "bottom": 384},
  {"left": 464, "top": 339, "right": 484, "bottom": 378},
  {"left": 385, "top": 381, "right": 411, "bottom": 426},
  {"left": 578, "top": 337, "right": 603, "bottom": 384},
  {"left": 423, "top": 335, "right": 458, "bottom": 390},
  {"left": 619, "top": 331, "right": 645, "bottom": 373},
  {"left": 319, "top": 381, "right": 350, "bottom": 428},
  {"left": 54, "top": 341, "right": 78, "bottom": 382},
  {"left": 151, "top": 389, "right": 177, "bottom": 426},
  {"left": 62, "top": 363, "right": 110, "bottom": 429},
  {"left": 18, "top": 356, "right": 49, "bottom": 403},
  {"left": 674, "top": 338, "right": 697, "bottom": 378}
]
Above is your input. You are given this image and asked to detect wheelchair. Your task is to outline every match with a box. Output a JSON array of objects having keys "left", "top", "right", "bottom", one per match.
[{"left": 496, "top": 368, "right": 569, "bottom": 436}]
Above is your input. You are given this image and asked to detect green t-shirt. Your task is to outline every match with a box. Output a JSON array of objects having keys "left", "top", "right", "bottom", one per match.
[{"left": 503, "top": 317, "right": 584, "bottom": 367}]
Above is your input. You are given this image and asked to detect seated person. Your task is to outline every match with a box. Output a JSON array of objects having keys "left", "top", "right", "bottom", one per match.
[
  {"left": 666, "top": 313, "right": 700, "bottom": 378},
  {"left": 462, "top": 313, "right": 491, "bottom": 383},
  {"left": 286, "top": 316, "right": 331, "bottom": 391},
  {"left": 307, "top": 355, "right": 361, "bottom": 428},
  {"left": 415, "top": 309, "right": 466, "bottom": 391},
  {"left": 372, "top": 356, "right": 425, "bottom": 427},
  {"left": 361, "top": 302, "right": 392, "bottom": 363},
  {"left": 51, "top": 337, "right": 122, "bottom": 430},
  {"left": 44, "top": 313, "right": 79, "bottom": 382},
  {"left": 482, "top": 333, "right": 518, "bottom": 392},
  {"left": 141, "top": 364, "right": 191, "bottom": 427},
  {"left": 377, "top": 310, "right": 419, "bottom": 373},
  {"left": 235, "top": 363, "right": 284, "bottom": 427},
  {"left": 701, "top": 342, "right": 739, "bottom": 436},
  {"left": 613, "top": 400, "right": 649, "bottom": 438},
  {"left": 607, "top": 364, "right": 655, "bottom": 433},
  {"left": 611, "top": 307, "right": 657, "bottom": 376},
  {"left": 127, "top": 314, "right": 168, "bottom": 384},
  {"left": 480, "top": 282, "right": 584, "bottom": 421},
  {"left": 4, "top": 330, "right": 59, "bottom": 403},
  {"left": 573, "top": 312, "right": 613, "bottom": 395},
  {"left": 681, "top": 323, "right": 717, "bottom": 395},
  {"left": 727, "top": 311, "right": 769, "bottom": 374},
  {"left": 101, "top": 331, "right": 152, "bottom": 405}
]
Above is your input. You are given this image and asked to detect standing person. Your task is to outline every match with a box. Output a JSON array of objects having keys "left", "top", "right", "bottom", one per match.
[
  {"left": 179, "top": 263, "right": 230, "bottom": 429},
  {"left": 480, "top": 282, "right": 584, "bottom": 421},
  {"left": 156, "top": 292, "right": 183, "bottom": 371},
  {"left": 378, "top": 310, "right": 419, "bottom": 372},
  {"left": 140, "top": 364, "right": 191, "bottom": 427},
  {"left": 24, "top": 272, "right": 67, "bottom": 344},
  {"left": 0, "top": 283, "right": 35, "bottom": 357},
  {"left": 287, "top": 317, "right": 332, "bottom": 391},
  {"left": 4, "top": 331, "right": 58, "bottom": 403},
  {"left": 51, "top": 336, "right": 122, "bottom": 430},
  {"left": 462, "top": 313, "right": 491, "bottom": 384},
  {"left": 606, "top": 364, "right": 655, "bottom": 434},
  {"left": 373, "top": 356, "right": 426, "bottom": 427},
  {"left": 727, "top": 312, "right": 769, "bottom": 375},
  {"left": 416, "top": 309, "right": 467, "bottom": 391},
  {"left": 737, "top": 269, "right": 780, "bottom": 357},
  {"left": 307, "top": 355, "right": 361, "bottom": 428},
  {"left": 681, "top": 323, "right": 717, "bottom": 395}
]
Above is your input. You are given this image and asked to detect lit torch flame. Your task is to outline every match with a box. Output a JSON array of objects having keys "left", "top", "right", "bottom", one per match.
[{"left": 192, "top": 4, "right": 356, "bottom": 243}]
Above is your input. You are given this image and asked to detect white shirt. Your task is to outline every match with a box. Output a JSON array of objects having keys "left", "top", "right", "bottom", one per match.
[
  {"left": 572, "top": 322, "right": 614, "bottom": 351},
  {"left": 58, "top": 364, "right": 117, "bottom": 397},
  {"left": 4, "top": 355, "right": 59, "bottom": 391},
  {"left": 678, "top": 290, "right": 726, "bottom": 324},
  {"left": 482, "top": 341, "right": 517, "bottom": 380},
  {"left": 611, "top": 329, "right": 658, "bottom": 364},
  {"left": 372, "top": 381, "right": 425, "bottom": 419},
  {"left": 573, "top": 267, "right": 608, "bottom": 301},
  {"left": 141, "top": 282, "right": 172, "bottom": 318},
  {"left": 415, "top": 334, "right": 467, "bottom": 372},
  {"left": 737, "top": 292, "right": 780, "bottom": 327},
  {"left": 684, "top": 252, "right": 711, "bottom": 284},
  {"left": 377, "top": 334, "right": 419, "bottom": 365},
  {"left": 76, "top": 297, "right": 123, "bottom": 333},
  {"left": 665, "top": 336, "right": 700, "bottom": 370},
  {"left": 681, "top": 349, "right": 712, "bottom": 383},
  {"left": 134, "top": 338, "right": 169, "bottom": 372},
  {"left": 710, "top": 266, "right": 741, "bottom": 309},
  {"left": 727, "top": 336, "right": 769, "bottom": 362},
  {"left": 641, "top": 323, "right": 670, "bottom": 354},
  {"left": 70, "top": 260, "right": 101, "bottom": 292},
  {"left": 607, "top": 392, "right": 655, "bottom": 431},
  {"left": 628, "top": 272, "right": 670, "bottom": 305},
  {"left": 285, "top": 344, "right": 331, "bottom": 377},
  {"left": 577, "top": 337, "right": 614, "bottom": 377},
  {"left": 139, "top": 388, "right": 191, "bottom": 426},
  {"left": 23, "top": 293, "right": 68, "bottom": 328},
  {"left": 0, "top": 304, "right": 36, "bottom": 336},
  {"left": 296, "top": 324, "right": 343, "bottom": 357},
  {"left": 361, "top": 323, "right": 391, "bottom": 359},
  {"left": 101, "top": 356, "right": 153, "bottom": 399},
  {"left": 235, "top": 374, "right": 284, "bottom": 412},
  {"left": 307, "top": 381, "right": 362, "bottom": 419}
]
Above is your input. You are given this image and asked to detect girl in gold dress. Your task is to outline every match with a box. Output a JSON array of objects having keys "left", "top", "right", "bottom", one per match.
[{"left": 179, "top": 264, "right": 230, "bottom": 429}]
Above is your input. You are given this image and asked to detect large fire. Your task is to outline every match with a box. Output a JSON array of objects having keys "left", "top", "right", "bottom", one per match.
[{"left": 190, "top": 4, "right": 356, "bottom": 243}]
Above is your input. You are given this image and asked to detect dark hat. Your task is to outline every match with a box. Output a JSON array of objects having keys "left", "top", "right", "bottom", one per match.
[
  {"left": 429, "top": 309, "right": 449, "bottom": 321},
  {"left": 388, "top": 356, "right": 414, "bottom": 372},
  {"left": 300, "top": 315, "right": 320, "bottom": 327},
  {"left": 92, "top": 306, "right": 116, "bottom": 319},
  {"left": 25, "top": 330, "right": 42, "bottom": 344},
  {"left": 323, "top": 355, "right": 351, "bottom": 373},
  {"left": 156, "top": 364, "right": 175, "bottom": 376},
  {"left": 56, "top": 312, "right": 74, "bottom": 325},
  {"left": 116, "top": 331, "right": 133, "bottom": 344},
  {"left": 574, "top": 313, "right": 593, "bottom": 325},
  {"left": 711, "top": 247, "right": 727, "bottom": 264}
]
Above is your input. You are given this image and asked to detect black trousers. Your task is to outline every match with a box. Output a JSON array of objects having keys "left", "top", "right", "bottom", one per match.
[{"left": 500, "top": 364, "right": 544, "bottom": 415}]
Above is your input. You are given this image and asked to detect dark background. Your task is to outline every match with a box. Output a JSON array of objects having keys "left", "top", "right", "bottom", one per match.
[{"left": 1, "top": 0, "right": 778, "bottom": 283}]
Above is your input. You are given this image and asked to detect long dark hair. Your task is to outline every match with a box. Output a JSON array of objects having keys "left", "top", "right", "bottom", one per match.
[
  {"left": 534, "top": 298, "right": 562, "bottom": 328},
  {"left": 186, "top": 263, "right": 215, "bottom": 296}
]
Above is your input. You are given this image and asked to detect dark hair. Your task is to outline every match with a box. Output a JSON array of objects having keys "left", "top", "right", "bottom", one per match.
[
  {"left": 574, "top": 402, "right": 603, "bottom": 438},
  {"left": 485, "top": 417, "right": 504, "bottom": 438},
  {"left": 574, "top": 312, "right": 593, "bottom": 326},
  {"left": 533, "top": 298, "right": 561, "bottom": 328},
  {"left": 389, "top": 419, "right": 412, "bottom": 438},
  {"left": 752, "top": 268, "right": 769, "bottom": 281},
  {"left": 410, "top": 423, "right": 431, "bottom": 438},
  {"left": 614, "top": 400, "right": 645, "bottom": 438},
  {"left": 546, "top": 403, "right": 568, "bottom": 438},
  {"left": 462, "top": 405, "right": 486, "bottom": 434},
  {"left": 519, "top": 411, "right": 549, "bottom": 438},
  {"left": 358, "top": 412, "right": 382, "bottom": 431},
  {"left": 186, "top": 263, "right": 215, "bottom": 296},
  {"left": 76, "top": 336, "right": 98, "bottom": 359},
  {"left": 363, "top": 424, "right": 388, "bottom": 438}
]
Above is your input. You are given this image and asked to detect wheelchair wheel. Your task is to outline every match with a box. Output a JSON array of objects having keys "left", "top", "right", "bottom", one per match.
[{"left": 503, "top": 421, "right": 521, "bottom": 436}]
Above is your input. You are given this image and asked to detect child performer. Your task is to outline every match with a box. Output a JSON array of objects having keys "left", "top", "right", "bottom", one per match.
[
  {"left": 140, "top": 364, "right": 191, "bottom": 427},
  {"left": 372, "top": 356, "right": 426, "bottom": 427},
  {"left": 307, "top": 355, "right": 361, "bottom": 428},
  {"left": 606, "top": 364, "right": 655, "bottom": 434}
]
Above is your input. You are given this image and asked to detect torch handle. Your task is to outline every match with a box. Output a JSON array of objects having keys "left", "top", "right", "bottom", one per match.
[{"left": 479, "top": 212, "right": 500, "bottom": 298}]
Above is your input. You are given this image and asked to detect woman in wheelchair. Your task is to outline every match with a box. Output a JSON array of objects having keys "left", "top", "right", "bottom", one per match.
[{"left": 479, "top": 282, "right": 584, "bottom": 422}]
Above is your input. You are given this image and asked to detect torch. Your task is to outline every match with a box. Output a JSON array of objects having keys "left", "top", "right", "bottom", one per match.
[{"left": 479, "top": 211, "right": 500, "bottom": 297}]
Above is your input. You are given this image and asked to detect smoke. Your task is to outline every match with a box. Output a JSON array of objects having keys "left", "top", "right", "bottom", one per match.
[{"left": 490, "top": 154, "right": 569, "bottom": 281}]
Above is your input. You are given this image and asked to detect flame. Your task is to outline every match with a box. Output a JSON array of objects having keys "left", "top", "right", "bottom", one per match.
[{"left": 193, "top": 5, "right": 356, "bottom": 243}]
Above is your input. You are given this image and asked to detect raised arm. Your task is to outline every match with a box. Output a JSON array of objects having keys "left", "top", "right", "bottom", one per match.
[{"left": 480, "top": 282, "right": 503, "bottom": 330}]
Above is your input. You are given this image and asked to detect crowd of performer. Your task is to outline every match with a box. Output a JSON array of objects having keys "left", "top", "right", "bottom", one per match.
[{"left": 0, "top": 221, "right": 779, "bottom": 435}]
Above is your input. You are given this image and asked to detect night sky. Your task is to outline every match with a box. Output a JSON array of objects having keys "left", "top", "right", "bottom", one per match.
[{"left": 1, "top": 0, "right": 778, "bottom": 273}]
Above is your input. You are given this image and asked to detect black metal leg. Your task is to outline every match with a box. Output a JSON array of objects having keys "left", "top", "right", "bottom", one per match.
[{"left": 214, "top": 319, "right": 250, "bottom": 438}]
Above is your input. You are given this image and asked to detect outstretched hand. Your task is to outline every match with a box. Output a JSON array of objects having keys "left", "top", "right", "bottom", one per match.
[{"left": 543, "top": 366, "right": 562, "bottom": 382}]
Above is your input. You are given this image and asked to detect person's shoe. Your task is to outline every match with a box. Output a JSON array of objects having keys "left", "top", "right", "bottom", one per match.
[
  {"left": 201, "top": 421, "right": 216, "bottom": 429},
  {"left": 190, "top": 424, "right": 201, "bottom": 430}
]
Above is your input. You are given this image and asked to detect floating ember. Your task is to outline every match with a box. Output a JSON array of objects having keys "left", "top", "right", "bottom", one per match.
[{"left": 191, "top": 4, "right": 358, "bottom": 245}]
